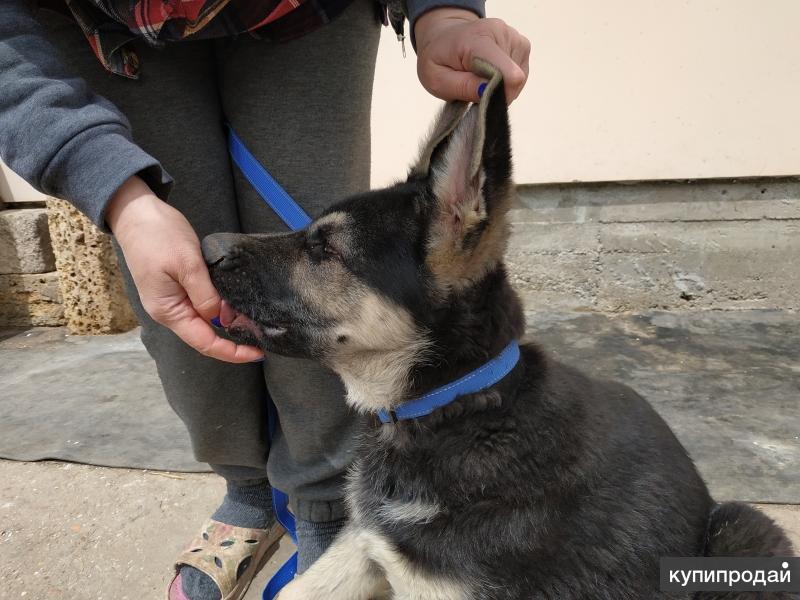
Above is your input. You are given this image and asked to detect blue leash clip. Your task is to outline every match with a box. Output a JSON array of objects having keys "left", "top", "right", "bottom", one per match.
[{"left": 226, "top": 124, "right": 310, "bottom": 599}]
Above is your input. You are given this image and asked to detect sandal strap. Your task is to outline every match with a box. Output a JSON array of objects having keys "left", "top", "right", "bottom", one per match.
[{"left": 173, "top": 519, "right": 285, "bottom": 595}]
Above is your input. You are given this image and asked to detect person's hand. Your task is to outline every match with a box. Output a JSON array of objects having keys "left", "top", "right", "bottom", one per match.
[
  {"left": 107, "top": 175, "right": 263, "bottom": 363},
  {"left": 415, "top": 8, "right": 531, "bottom": 103}
]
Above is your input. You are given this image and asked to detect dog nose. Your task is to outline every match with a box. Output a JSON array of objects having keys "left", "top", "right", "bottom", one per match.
[{"left": 202, "top": 233, "right": 242, "bottom": 270}]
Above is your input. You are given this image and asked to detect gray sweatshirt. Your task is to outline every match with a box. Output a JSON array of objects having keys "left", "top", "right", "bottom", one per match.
[{"left": 0, "top": 0, "right": 485, "bottom": 231}]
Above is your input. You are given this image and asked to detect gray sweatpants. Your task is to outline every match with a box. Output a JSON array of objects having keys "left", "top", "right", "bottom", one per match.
[{"left": 38, "top": 0, "right": 381, "bottom": 522}]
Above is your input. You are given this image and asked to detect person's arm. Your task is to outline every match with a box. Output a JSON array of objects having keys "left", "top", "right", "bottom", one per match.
[
  {"left": 0, "top": 0, "right": 262, "bottom": 363},
  {"left": 0, "top": 0, "right": 170, "bottom": 230},
  {"left": 404, "top": 0, "right": 485, "bottom": 46},
  {"left": 405, "top": 2, "right": 531, "bottom": 104}
]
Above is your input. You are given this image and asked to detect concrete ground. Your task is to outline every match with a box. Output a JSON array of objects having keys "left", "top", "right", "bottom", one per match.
[
  {"left": 0, "top": 460, "right": 294, "bottom": 600},
  {"left": 1, "top": 459, "right": 798, "bottom": 600}
]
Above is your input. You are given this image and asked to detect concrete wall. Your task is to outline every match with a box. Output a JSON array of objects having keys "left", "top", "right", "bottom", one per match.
[
  {"left": 508, "top": 178, "right": 800, "bottom": 312},
  {"left": 4, "top": 177, "right": 795, "bottom": 328}
]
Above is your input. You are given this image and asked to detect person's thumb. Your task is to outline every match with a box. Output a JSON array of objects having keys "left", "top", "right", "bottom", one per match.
[{"left": 176, "top": 250, "right": 222, "bottom": 321}]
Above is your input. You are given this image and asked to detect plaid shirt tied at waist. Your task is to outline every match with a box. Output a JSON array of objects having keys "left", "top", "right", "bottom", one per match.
[{"left": 64, "top": 0, "right": 367, "bottom": 78}]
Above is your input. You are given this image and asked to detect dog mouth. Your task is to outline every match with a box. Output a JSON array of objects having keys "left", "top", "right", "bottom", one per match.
[{"left": 218, "top": 299, "right": 287, "bottom": 339}]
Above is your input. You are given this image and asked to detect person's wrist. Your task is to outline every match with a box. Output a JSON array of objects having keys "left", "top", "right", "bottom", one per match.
[
  {"left": 415, "top": 7, "right": 479, "bottom": 52},
  {"left": 106, "top": 175, "right": 163, "bottom": 237}
]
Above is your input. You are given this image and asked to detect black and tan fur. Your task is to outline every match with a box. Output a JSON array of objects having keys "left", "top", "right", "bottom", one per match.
[{"left": 202, "top": 62, "right": 795, "bottom": 600}]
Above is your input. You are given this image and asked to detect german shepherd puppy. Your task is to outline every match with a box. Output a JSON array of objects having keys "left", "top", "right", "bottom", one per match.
[{"left": 202, "top": 62, "right": 794, "bottom": 599}]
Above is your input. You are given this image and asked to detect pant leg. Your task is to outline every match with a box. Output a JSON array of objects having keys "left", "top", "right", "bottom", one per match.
[
  {"left": 215, "top": 0, "right": 381, "bottom": 521},
  {"left": 36, "top": 9, "right": 270, "bottom": 478}
]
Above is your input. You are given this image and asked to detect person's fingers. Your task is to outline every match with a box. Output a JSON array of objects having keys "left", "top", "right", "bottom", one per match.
[
  {"left": 510, "top": 32, "right": 532, "bottom": 81},
  {"left": 471, "top": 39, "right": 528, "bottom": 103},
  {"left": 175, "top": 247, "right": 222, "bottom": 321},
  {"left": 420, "top": 63, "right": 487, "bottom": 102},
  {"left": 162, "top": 298, "right": 264, "bottom": 363}
]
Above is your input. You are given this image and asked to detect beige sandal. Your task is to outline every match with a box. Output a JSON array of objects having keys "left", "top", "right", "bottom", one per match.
[{"left": 167, "top": 519, "right": 285, "bottom": 600}]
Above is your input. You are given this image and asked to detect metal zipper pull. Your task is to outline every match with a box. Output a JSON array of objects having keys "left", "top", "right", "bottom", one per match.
[{"left": 386, "top": 4, "right": 407, "bottom": 59}]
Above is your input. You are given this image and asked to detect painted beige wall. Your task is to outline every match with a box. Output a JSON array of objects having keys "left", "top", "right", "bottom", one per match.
[
  {"left": 4, "top": 1, "right": 800, "bottom": 202},
  {"left": 0, "top": 163, "right": 46, "bottom": 203},
  {"left": 371, "top": 0, "right": 800, "bottom": 187}
]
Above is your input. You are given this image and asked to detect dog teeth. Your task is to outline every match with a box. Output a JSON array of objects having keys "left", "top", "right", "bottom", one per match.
[{"left": 262, "top": 326, "right": 287, "bottom": 337}]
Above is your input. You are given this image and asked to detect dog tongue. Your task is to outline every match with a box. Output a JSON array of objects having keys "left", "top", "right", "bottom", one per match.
[
  {"left": 219, "top": 300, "right": 237, "bottom": 328},
  {"left": 230, "top": 313, "right": 263, "bottom": 339},
  {"left": 218, "top": 300, "right": 263, "bottom": 339}
]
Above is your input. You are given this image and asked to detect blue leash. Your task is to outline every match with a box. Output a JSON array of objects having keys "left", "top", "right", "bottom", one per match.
[
  {"left": 228, "top": 127, "right": 312, "bottom": 231},
  {"left": 225, "top": 124, "right": 308, "bottom": 600}
]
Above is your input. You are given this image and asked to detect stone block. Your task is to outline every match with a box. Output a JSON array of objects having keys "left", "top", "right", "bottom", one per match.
[
  {"left": 0, "top": 208, "right": 56, "bottom": 274},
  {"left": 0, "top": 272, "right": 64, "bottom": 326},
  {"left": 46, "top": 199, "right": 137, "bottom": 335}
]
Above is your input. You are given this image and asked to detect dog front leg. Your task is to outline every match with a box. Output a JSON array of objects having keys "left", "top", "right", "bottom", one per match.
[{"left": 277, "top": 525, "right": 389, "bottom": 600}]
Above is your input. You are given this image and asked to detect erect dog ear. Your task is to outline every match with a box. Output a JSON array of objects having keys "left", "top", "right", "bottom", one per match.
[{"left": 412, "top": 59, "right": 514, "bottom": 290}]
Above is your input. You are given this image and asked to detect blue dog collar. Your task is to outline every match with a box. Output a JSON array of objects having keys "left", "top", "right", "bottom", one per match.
[{"left": 377, "top": 340, "right": 521, "bottom": 424}]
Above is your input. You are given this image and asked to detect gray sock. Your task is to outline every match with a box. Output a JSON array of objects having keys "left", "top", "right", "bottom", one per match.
[
  {"left": 180, "top": 479, "right": 274, "bottom": 600},
  {"left": 295, "top": 517, "right": 347, "bottom": 573}
]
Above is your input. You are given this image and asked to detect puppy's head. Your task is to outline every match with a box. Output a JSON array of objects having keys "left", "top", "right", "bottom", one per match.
[{"left": 203, "top": 61, "right": 515, "bottom": 406}]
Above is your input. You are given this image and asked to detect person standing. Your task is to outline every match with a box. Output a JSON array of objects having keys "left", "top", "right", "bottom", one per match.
[{"left": 0, "top": 1, "right": 530, "bottom": 597}]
